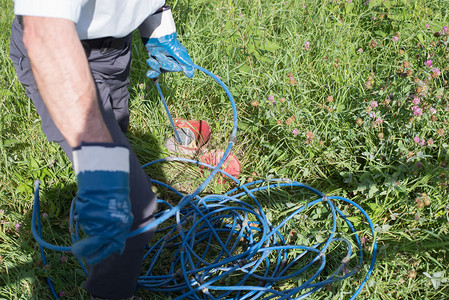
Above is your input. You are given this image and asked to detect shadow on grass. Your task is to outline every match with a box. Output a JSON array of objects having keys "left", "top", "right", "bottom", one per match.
[
  {"left": 374, "top": 234, "right": 449, "bottom": 289},
  {"left": 0, "top": 257, "right": 90, "bottom": 300},
  {"left": 2, "top": 182, "right": 86, "bottom": 298},
  {"left": 5, "top": 118, "right": 170, "bottom": 298}
]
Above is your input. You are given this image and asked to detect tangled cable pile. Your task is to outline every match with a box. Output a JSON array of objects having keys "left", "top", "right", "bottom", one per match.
[
  {"left": 137, "top": 167, "right": 377, "bottom": 300},
  {"left": 32, "top": 65, "right": 377, "bottom": 299}
]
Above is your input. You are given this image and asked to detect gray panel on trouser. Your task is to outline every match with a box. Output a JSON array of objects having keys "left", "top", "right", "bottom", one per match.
[
  {"left": 10, "top": 17, "right": 65, "bottom": 143},
  {"left": 10, "top": 16, "right": 158, "bottom": 299},
  {"left": 88, "top": 34, "right": 132, "bottom": 134}
]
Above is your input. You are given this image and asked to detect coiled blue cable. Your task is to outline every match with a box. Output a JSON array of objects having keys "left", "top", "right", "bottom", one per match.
[
  {"left": 31, "top": 65, "right": 377, "bottom": 299},
  {"left": 134, "top": 174, "right": 377, "bottom": 300}
]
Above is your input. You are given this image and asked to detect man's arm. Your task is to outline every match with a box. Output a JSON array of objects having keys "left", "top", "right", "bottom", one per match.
[
  {"left": 23, "top": 16, "right": 133, "bottom": 265},
  {"left": 22, "top": 16, "right": 112, "bottom": 147}
]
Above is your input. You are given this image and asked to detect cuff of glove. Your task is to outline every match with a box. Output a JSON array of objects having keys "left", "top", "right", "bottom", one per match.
[
  {"left": 72, "top": 143, "right": 130, "bottom": 175},
  {"left": 139, "top": 5, "right": 176, "bottom": 39}
]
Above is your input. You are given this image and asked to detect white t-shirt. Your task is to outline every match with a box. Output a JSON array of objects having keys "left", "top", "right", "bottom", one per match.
[{"left": 14, "top": 0, "right": 165, "bottom": 40}]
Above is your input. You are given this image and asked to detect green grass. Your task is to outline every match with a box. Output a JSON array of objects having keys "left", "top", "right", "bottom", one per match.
[{"left": 1, "top": 0, "right": 449, "bottom": 299}]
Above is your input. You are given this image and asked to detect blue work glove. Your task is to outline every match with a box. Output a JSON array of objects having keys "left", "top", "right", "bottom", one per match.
[
  {"left": 71, "top": 144, "right": 133, "bottom": 265},
  {"left": 139, "top": 6, "right": 194, "bottom": 79}
]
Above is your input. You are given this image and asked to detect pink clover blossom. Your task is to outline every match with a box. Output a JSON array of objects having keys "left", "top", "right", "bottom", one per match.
[
  {"left": 304, "top": 41, "right": 310, "bottom": 51},
  {"left": 292, "top": 129, "right": 299, "bottom": 137}
]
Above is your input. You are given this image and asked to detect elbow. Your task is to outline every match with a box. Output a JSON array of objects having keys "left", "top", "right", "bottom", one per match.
[{"left": 22, "top": 17, "right": 46, "bottom": 56}]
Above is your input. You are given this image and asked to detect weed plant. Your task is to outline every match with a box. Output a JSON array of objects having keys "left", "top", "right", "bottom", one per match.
[{"left": 1, "top": 0, "right": 448, "bottom": 299}]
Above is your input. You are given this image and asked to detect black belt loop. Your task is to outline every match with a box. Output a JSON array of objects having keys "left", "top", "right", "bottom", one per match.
[{"left": 100, "top": 38, "right": 113, "bottom": 54}]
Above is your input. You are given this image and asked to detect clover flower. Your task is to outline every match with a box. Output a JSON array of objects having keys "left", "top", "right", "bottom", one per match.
[
  {"left": 432, "top": 68, "right": 441, "bottom": 78},
  {"left": 413, "top": 136, "right": 426, "bottom": 146},
  {"left": 429, "top": 107, "right": 437, "bottom": 114},
  {"left": 292, "top": 129, "right": 299, "bottom": 137},
  {"left": 424, "top": 60, "right": 433, "bottom": 68},
  {"left": 305, "top": 131, "right": 315, "bottom": 144},
  {"left": 412, "top": 106, "right": 423, "bottom": 116},
  {"left": 304, "top": 41, "right": 310, "bottom": 51},
  {"left": 441, "top": 26, "right": 448, "bottom": 35},
  {"left": 285, "top": 116, "right": 296, "bottom": 126},
  {"left": 360, "top": 236, "right": 367, "bottom": 246},
  {"left": 288, "top": 73, "right": 298, "bottom": 86}
]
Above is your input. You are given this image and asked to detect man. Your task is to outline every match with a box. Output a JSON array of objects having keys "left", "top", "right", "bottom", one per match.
[{"left": 10, "top": 1, "right": 194, "bottom": 299}]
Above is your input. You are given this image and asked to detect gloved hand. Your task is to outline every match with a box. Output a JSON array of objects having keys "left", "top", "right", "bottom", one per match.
[
  {"left": 139, "top": 6, "right": 194, "bottom": 79},
  {"left": 71, "top": 144, "right": 133, "bottom": 265}
]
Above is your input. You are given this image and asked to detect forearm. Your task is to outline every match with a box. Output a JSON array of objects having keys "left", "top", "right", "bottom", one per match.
[{"left": 23, "top": 16, "right": 112, "bottom": 147}]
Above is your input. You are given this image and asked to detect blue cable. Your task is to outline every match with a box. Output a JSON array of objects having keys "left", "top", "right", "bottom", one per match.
[
  {"left": 31, "top": 65, "right": 377, "bottom": 299},
  {"left": 154, "top": 78, "right": 182, "bottom": 144},
  {"left": 32, "top": 180, "right": 58, "bottom": 299}
]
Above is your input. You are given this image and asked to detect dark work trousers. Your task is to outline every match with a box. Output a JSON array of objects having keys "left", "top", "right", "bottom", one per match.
[{"left": 10, "top": 17, "right": 157, "bottom": 299}]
